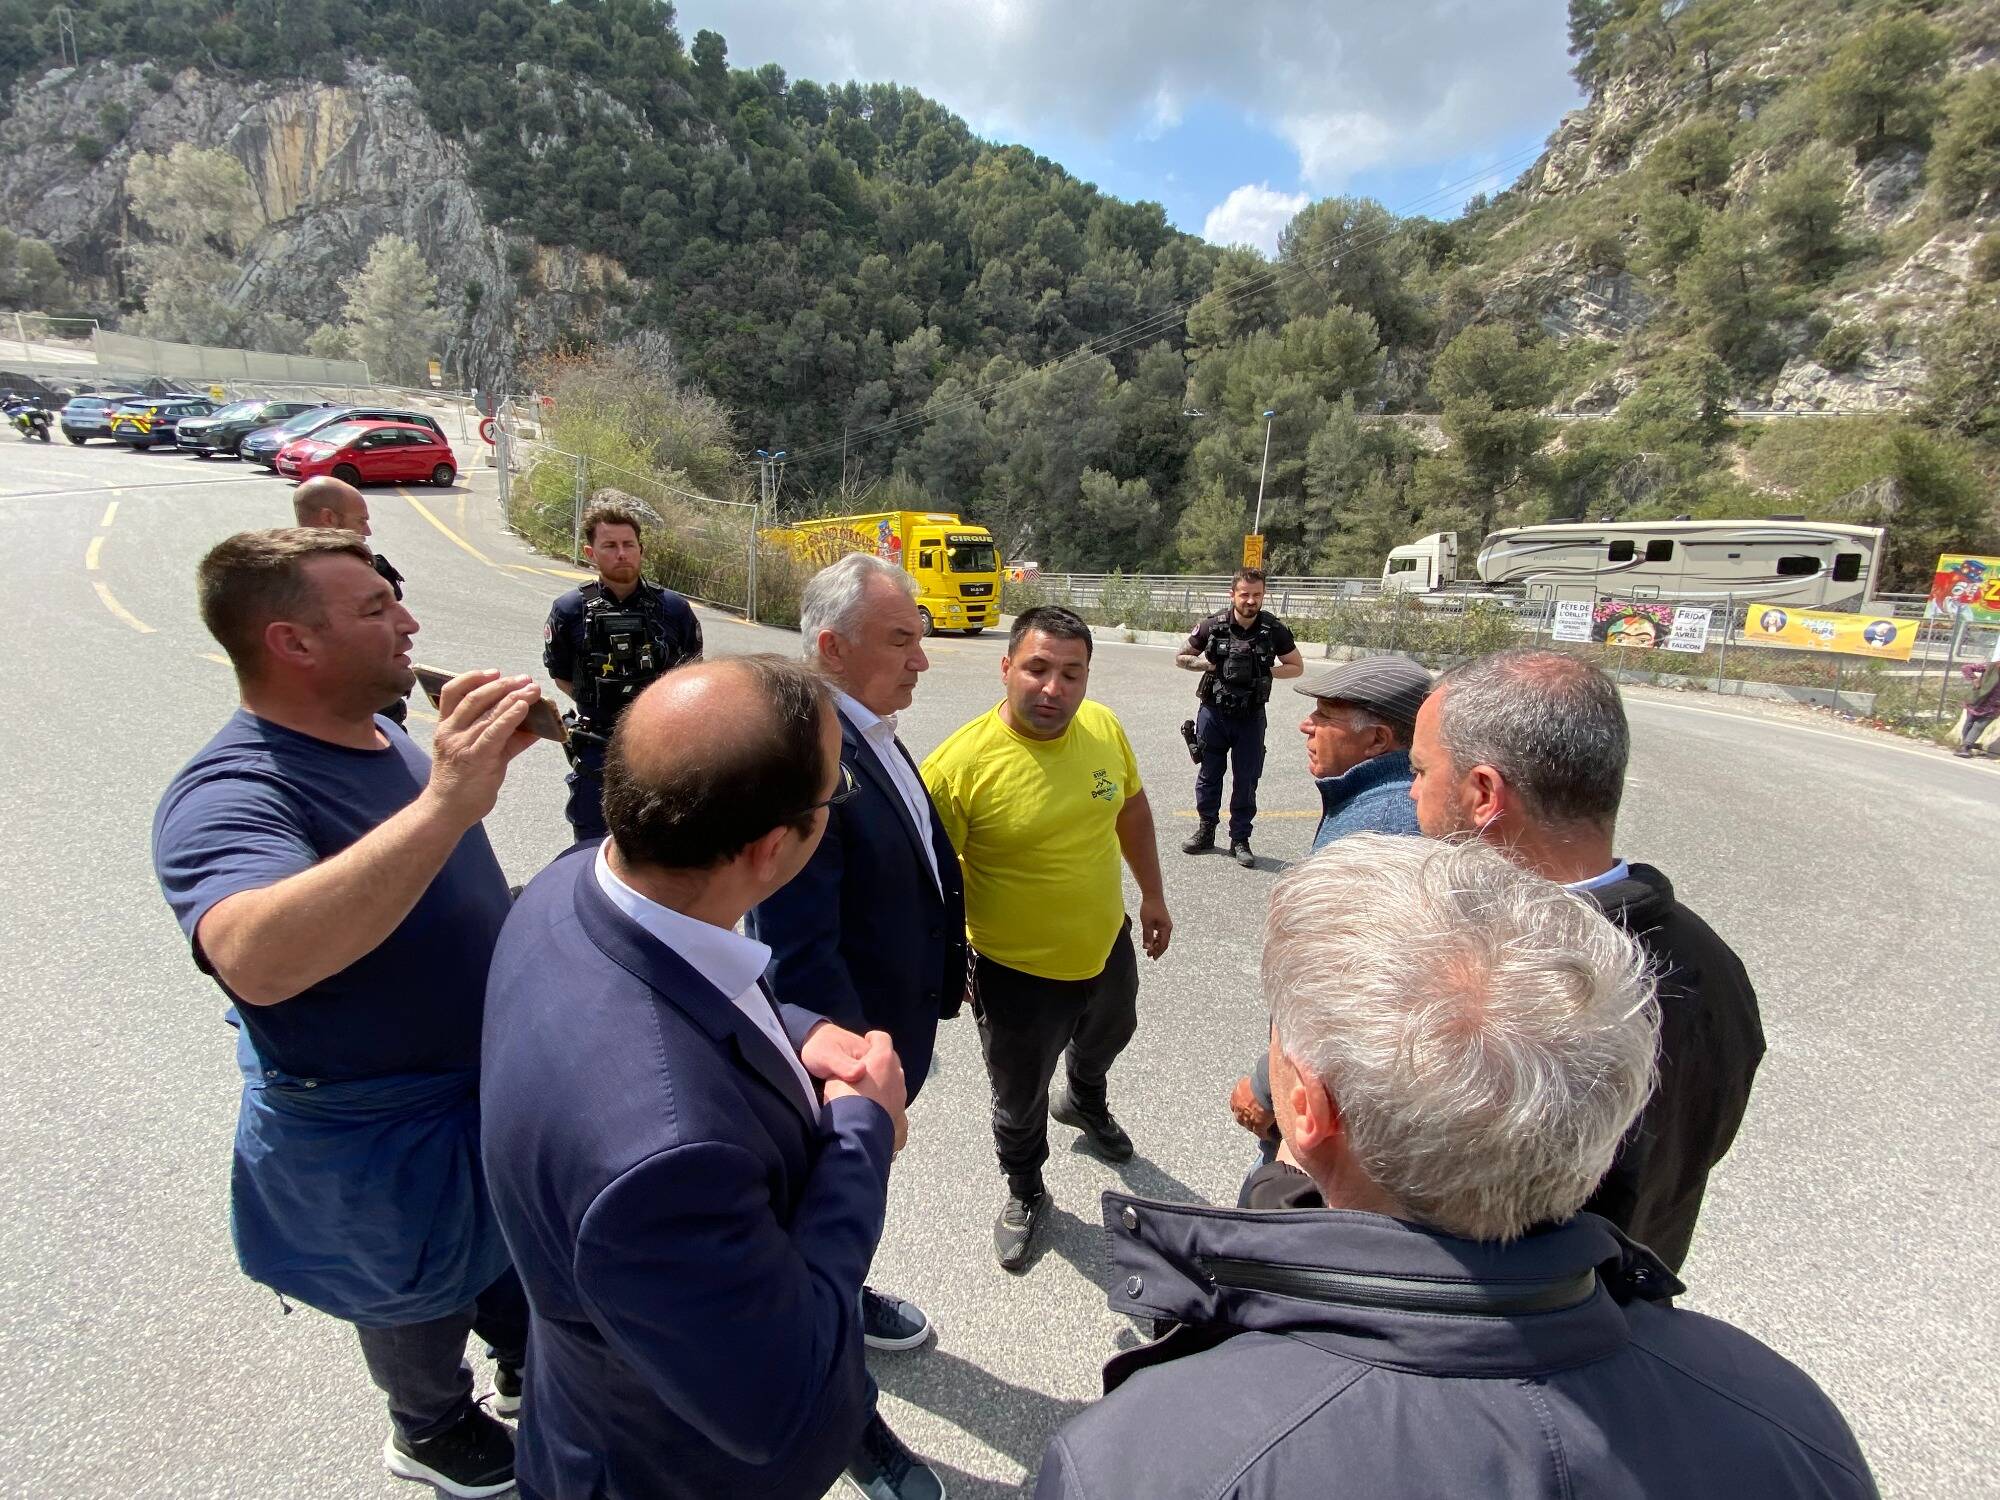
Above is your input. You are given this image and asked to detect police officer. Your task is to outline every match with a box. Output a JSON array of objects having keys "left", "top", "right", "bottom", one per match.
[
  {"left": 293, "top": 475, "right": 411, "bottom": 726},
  {"left": 544, "top": 501, "right": 702, "bottom": 843},
  {"left": 1176, "top": 567, "right": 1304, "bottom": 867}
]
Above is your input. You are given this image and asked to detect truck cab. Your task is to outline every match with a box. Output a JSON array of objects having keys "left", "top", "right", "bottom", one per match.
[
  {"left": 1382, "top": 533, "right": 1458, "bottom": 594},
  {"left": 905, "top": 522, "right": 999, "bottom": 635}
]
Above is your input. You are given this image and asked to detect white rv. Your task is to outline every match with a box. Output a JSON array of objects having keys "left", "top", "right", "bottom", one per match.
[{"left": 1467, "top": 519, "right": 1886, "bottom": 608}]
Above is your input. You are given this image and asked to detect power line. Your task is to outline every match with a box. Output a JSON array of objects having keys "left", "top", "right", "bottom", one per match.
[{"left": 781, "top": 139, "right": 1550, "bottom": 465}]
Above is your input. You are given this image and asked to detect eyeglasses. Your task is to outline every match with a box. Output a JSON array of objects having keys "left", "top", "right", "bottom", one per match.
[{"left": 798, "top": 762, "right": 859, "bottom": 816}]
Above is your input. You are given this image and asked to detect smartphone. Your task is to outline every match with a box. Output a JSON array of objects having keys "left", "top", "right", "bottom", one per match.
[{"left": 413, "top": 664, "right": 569, "bottom": 745}]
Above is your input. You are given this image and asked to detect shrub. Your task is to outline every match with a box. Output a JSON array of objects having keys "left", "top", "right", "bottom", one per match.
[
  {"left": 72, "top": 135, "right": 106, "bottom": 163},
  {"left": 1815, "top": 321, "right": 1871, "bottom": 373},
  {"left": 1971, "top": 234, "right": 2000, "bottom": 284}
]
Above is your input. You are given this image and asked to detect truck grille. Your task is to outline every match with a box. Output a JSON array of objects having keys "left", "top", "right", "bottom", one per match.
[{"left": 960, "top": 583, "right": 993, "bottom": 597}]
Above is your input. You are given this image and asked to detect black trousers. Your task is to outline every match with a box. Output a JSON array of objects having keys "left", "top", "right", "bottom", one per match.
[
  {"left": 973, "top": 920, "right": 1140, "bottom": 1198},
  {"left": 1193, "top": 705, "right": 1267, "bottom": 842},
  {"left": 564, "top": 737, "right": 608, "bottom": 842},
  {"left": 352, "top": 1268, "right": 529, "bottom": 1443}
]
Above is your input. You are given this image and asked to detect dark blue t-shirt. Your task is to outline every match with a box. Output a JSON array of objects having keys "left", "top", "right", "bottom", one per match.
[{"left": 152, "top": 710, "right": 511, "bottom": 1081}]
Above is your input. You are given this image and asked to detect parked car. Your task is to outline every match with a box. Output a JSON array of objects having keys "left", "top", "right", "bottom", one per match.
[
  {"left": 176, "top": 398, "right": 324, "bottom": 458},
  {"left": 58, "top": 392, "right": 142, "bottom": 445},
  {"left": 239, "top": 404, "right": 445, "bottom": 470},
  {"left": 106, "top": 396, "right": 218, "bottom": 449},
  {"left": 275, "top": 421, "right": 459, "bottom": 487}
]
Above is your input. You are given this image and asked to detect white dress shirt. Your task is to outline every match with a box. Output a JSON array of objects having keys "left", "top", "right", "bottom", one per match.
[
  {"left": 593, "top": 842, "right": 819, "bottom": 1119},
  {"left": 1566, "top": 859, "right": 1631, "bottom": 894},
  {"left": 833, "top": 689, "right": 942, "bottom": 894}
]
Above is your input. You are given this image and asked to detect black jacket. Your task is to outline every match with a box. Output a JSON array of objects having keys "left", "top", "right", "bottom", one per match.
[
  {"left": 746, "top": 702, "right": 965, "bottom": 1101},
  {"left": 1584, "top": 863, "right": 1765, "bottom": 1271},
  {"left": 1035, "top": 1194, "right": 1875, "bottom": 1500}
]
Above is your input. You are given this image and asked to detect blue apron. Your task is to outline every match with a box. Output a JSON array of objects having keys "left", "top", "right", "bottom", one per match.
[{"left": 230, "top": 1021, "right": 511, "bottom": 1327}]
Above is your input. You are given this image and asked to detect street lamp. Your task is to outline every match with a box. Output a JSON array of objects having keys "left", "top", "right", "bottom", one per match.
[{"left": 1252, "top": 408, "right": 1276, "bottom": 535}]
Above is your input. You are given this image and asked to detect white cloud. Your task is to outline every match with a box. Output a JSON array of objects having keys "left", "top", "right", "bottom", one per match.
[
  {"left": 672, "top": 1, "right": 1579, "bottom": 191},
  {"left": 1202, "top": 184, "right": 1310, "bottom": 256}
]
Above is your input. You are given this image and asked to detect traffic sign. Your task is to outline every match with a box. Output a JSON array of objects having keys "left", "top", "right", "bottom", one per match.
[
  {"left": 1241, "top": 533, "right": 1265, "bottom": 570},
  {"left": 479, "top": 416, "right": 497, "bottom": 446}
]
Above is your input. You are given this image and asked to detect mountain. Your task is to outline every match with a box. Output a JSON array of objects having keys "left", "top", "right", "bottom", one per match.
[{"left": 1, "top": 0, "right": 1995, "bottom": 584}]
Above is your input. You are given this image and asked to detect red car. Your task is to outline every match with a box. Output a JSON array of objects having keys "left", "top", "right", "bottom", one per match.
[{"left": 275, "top": 420, "right": 459, "bottom": 486}]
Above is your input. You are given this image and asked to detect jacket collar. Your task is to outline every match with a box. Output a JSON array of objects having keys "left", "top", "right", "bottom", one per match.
[
  {"left": 832, "top": 699, "right": 950, "bottom": 901},
  {"left": 1097, "top": 1192, "right": 1679, "bottom": 1388},
  {"left": 1315, "top": 749, "right": 1413, "bottom": 813},
  {"left": 1582, "top": 861, "right": 1675, "bottom": 923},
  {"left": 569, "top": 849, "right": 816, "bottom": 1130}
]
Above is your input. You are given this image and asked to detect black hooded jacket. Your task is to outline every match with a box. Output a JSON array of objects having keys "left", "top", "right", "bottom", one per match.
[{"left": 1583, "top": 862, "right": 1765, "bottom": 1271}]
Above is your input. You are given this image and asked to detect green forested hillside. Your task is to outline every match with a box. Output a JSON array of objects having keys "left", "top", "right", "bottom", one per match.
[{"left": 4, "top": 0, "right": 1998, "bottom": 584}]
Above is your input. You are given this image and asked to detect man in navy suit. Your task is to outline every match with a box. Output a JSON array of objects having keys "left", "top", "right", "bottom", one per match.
[
  {"left": 748, "top": 556, "right": 964, "bottom": 1376},
  {"left": 482, "top": 655, "right": 930, "bottom": 1500}
]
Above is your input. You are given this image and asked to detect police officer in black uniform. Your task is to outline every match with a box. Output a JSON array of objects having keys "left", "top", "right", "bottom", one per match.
[
  {"left": 293, "top": 475, "right": 412, "bottom": 726},
  {"left": 1177, "top": 567, "right": 1304, "bottom": 867},
  {"left": 545, "top": 501, "right": 702, "bottom": 843}
]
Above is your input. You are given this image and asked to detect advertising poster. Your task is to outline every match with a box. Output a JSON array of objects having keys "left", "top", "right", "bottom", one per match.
[
  {"left": 1742, "top": 605, "right": 1916, "bottom": 661},
  {"left": 1550, "top": 600, "right": 1593, "bottom": 643},
  {"left": 1591, "top": 600, "right": 1677, "bottom": 648},
  {"left": 1665, "top": 606, "right": 1713, "bottom": 654},
  {"left": 1928, "top": 555, "right": 2000, "bottom": 623}
]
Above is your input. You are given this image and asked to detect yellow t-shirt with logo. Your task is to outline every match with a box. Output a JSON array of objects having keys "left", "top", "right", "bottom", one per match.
[{"left": 921, "top": 699, "right": 1141, "bottom": 982}]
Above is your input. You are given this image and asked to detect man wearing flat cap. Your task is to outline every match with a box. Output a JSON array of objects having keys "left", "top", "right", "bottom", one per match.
[
  {"left": 1294, "top": 654, "right": 1432, "bottom": 851},
  {"left": 1226, "top": 652, "right": 1433, "bottom": 1169}
]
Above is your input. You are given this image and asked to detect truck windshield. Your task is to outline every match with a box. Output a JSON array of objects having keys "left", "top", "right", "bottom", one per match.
[{"left": 947, "top": 542, "right": 996, "bottom": 573}]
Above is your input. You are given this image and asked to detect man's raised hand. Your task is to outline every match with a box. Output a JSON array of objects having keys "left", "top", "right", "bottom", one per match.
[{"left": 425, "top": 670, "right": 543, "bottom": 828}]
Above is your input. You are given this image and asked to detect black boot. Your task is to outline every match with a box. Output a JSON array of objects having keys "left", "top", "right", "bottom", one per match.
[
  {"left": 1229, "top": 839, "right": 1256, "bottom": 868},
  {"left": 1182, "top": 821, "right": 1216, "bottom": 855}
]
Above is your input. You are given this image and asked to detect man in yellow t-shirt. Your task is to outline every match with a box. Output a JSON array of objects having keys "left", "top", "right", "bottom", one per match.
[{"left": 923, "top": 606, "right": 1173, "bottom": 1272}]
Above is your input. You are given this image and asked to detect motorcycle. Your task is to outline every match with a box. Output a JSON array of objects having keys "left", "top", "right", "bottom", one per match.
[{"left": 6, "top": 402, "right": 51, "bottom": 442}]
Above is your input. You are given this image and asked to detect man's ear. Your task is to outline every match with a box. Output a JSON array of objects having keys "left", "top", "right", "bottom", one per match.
[
  {"left": 1464, "top": 763, "right": 1507, "bottom": 829},
  {"left": 743, "top": 820, "right": 797, "bottom": 885},
  {"left": 263, "top": 619, "right": 315, "bottom": 672},
  {"left": 1283, "top": 1054, "right": 1342, "bottom": 1154}
]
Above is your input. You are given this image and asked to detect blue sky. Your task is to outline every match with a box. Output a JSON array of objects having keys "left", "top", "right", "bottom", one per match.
[{"left": 671, "top": 0, "right": 1584, "bottom": 253}]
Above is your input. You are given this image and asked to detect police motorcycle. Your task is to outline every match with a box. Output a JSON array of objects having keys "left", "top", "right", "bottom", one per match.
[{"left": 4, "top": 394, "right": 51, "bottom": 442}]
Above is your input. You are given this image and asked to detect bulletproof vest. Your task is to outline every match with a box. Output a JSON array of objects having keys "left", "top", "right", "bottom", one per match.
[
  {"left": 1202, "top": 611, "right": 1281, "bottom": 715},
  {"left": 574, "top": 583, "right": 667, "bottom": 729}
]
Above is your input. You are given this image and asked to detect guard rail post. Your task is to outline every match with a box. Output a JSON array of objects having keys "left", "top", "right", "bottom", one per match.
[{"left": 572, "top": 453, "right": 588, "bottom": 564}]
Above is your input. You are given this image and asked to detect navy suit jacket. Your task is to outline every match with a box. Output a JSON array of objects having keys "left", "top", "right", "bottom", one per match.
[
  {"left": 481, "top": 845, "right": 896, "bottom": 1500},
  {"left": 747, "top": 703, "right": 966, "bottom": 1101}
]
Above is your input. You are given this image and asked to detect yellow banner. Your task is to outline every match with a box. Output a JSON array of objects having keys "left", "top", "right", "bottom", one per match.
[
  {"left": 1241, "top": 533, "right": 1265, "bottom": 570},
  {"left": 1741, "top": 605, "right": 1916, "bottom": 661}
]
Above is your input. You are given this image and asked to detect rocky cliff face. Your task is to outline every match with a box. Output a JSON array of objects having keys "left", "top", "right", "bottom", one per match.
[{"left": 0, "top": 60, "right": 636, "bottom": 390}]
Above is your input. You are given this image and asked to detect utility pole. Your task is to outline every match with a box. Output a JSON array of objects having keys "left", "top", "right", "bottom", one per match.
[
  {"left": 1251, "top": 408, "right": 1276, "bottom": 535},
  {"left": 53, "top": 8, "right": 78, "bottom": 70}
]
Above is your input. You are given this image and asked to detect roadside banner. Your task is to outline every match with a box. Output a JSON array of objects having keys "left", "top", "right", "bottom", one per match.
[
  {"left": 1591, "top": 599, "right": 1676, "bottom": 647},
  {"left": 1742, "top": 605, "right": 1916, "bottom": 661},
  {"left": 1550, "top": 600, "right": 1593, "bottom": 642},
  {"left": 1241, "top": 533, "right": 1265, "bottom": 570},
  {"left": 1665, "top": 606, "right": 1713, "bottom": 653},
  {"left": 1928, "top": 554, "right": 2000, "bottom": 623}
]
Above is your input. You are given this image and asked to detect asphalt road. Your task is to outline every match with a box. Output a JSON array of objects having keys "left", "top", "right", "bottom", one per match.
[{"left": 2, "top": 436, "right": 1995, "bottom": 1498}]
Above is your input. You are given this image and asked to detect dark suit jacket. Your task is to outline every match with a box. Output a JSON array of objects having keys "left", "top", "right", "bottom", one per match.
[
  {"left": 482, "top": 846, "right": 896, "bottom": 1500},
  {"left": 747, "top": 702, "right": 966, "bottom": 1101}
]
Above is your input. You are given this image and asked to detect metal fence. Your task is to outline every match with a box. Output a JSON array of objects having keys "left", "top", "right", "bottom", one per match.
[{"left": 492, "top": 398, "right": 773, "bottom": 620}]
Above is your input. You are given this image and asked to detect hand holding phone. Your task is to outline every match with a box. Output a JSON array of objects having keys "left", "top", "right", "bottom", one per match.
[{"left": 414, "top": 664, "right": 568, "bottom": 744}]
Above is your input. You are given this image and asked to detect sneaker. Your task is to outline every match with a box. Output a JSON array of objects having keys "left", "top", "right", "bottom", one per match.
[
  {"left": 488, "top": 1361, "right": 522, "bottom": 1418},
  {"left": 1229, "top": 839, "right": 1256, "bottom": 868},
  {"left": 1181, "top": 821, "right": 1216, "bottom": 855},
  {"left": 845, "top": 1411, "right": 947, "bottom": 1500},
  {"left": 1049, "top": 1080, "right": 1134, "bottom": 1162},
  {"left": 993, "top": 1188, "right": 1049, "bottom": 1272},
  {"left": 861, "top": 1286, "right": 933, "bottom": 1351},
  {"left": 1179, "top": 718, "right": 1202, "bottom": 765},
  {"left": 383, "top": 1404, "right": 516, "bottom": 1498}
]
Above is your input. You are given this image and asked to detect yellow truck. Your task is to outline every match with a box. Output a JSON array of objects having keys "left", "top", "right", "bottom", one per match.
[{"left": 772, "top": 511, "right": 1002, "bottom": 635}]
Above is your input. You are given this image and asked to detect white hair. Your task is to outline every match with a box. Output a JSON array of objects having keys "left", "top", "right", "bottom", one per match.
[
  {"left": 1262, "top": 834, "right": 1658, "bottom": 1242},
  {"left": 798, "top": 552, "right": 918, "bottom": 663}
]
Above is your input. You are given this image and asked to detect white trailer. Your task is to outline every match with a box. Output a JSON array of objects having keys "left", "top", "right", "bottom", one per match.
[{"left": 1471, "top": 519, "right": 1886, "bottom": 608}]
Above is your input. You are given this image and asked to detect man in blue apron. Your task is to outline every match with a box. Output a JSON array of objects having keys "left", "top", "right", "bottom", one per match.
[{"left": 154, "top": 528, "right": 546, "bottom": 1498}]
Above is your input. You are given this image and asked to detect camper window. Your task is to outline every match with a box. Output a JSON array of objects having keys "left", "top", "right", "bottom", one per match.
[
  {"left": 1607, "top": 539, "right": 1636, "bottom": 562},
  {"left": 1832, "top": 553, "right": 1862, "bottom": 583},
  {"left": 1644, "top": 539, "right": 1674, "bottom": 562},
  {"left": 1775, "top": 555, "right": 1819, "bottom": 577}
]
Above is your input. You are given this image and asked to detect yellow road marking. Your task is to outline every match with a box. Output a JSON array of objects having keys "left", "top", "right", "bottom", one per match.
[
  {"left": 407, "top": 706, "right": 439, "bottom": 724},
  {"left": 85, "top": 535, "right": 103, "bottom": 570},
  {"left": 455, "top": 492, "right": 467, "bottom": 534},
  {"left": 199, "top": 652, "right": 231, "bottom": 666},
  {"left": 1173, "top": 808, "right": 1318, "bottom": 820},
  {"left": 100, "top": 500, "right": 119, "bottom": 526},
  {"left": 93, "top": 581, "right": 154, "bottom": 634},
  {"left": 399, "top": 487, "right": 493, "bottom": 566}
]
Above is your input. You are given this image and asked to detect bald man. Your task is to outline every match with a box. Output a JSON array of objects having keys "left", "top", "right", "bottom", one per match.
[
  {"left": 295, "top": 475, "right": 412, "bottom": 725},
  {"left": 482, "top": 655, "right": 940, "bottom": 1500}
]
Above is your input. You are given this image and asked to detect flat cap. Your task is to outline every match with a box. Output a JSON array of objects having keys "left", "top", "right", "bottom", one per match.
[{"left": 1293, "top": 654, "right": 1434, "bottom": 731}]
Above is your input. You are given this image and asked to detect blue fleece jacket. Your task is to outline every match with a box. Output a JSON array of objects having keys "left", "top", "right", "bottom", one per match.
[{"left": 1309, "top": 749, "right": 1421, "bottom": 852}]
